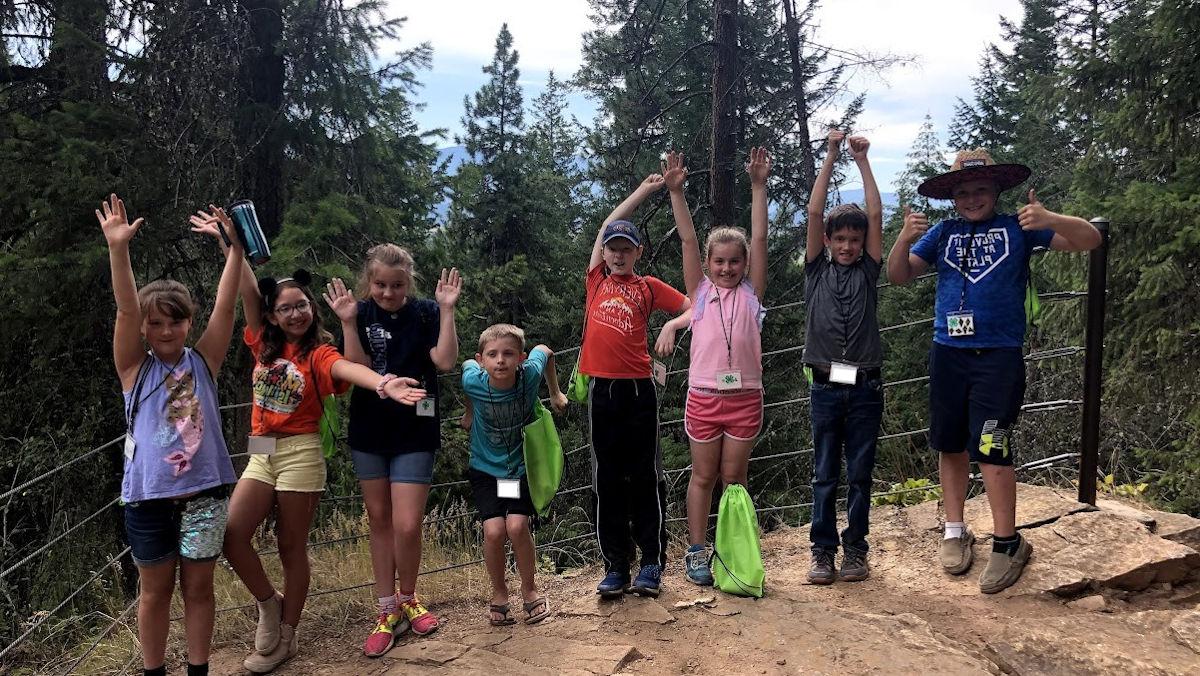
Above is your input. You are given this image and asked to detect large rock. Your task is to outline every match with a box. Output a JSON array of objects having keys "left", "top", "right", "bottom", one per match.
[
  {"left": 990, "top": 610, "right": 1200, "bottom": 674},
  {"left": 384, "top": 639, "right": 469, "bottom": 666},
  {"left": 1171, "top": 610, "right": 1200, "bottom": 655},
  {"left": 1012, "top": 510, "right": 1200, "bottom": 596},
  {"left": 904, "top": 483, "right": 1088, "bottom": 533},
  {"left": 1152, "top": 510, "right": 1200, "bottom": 551},
  {"left": 1096, "top": 498, "right": 1157, "bottom": 529},
  {"left": 383, "top": 645, "right": 558, "bottom": 676}
]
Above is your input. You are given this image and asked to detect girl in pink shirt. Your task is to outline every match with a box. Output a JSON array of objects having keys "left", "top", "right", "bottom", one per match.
[{"left": 656, "top": 148, "right": 770, "bottom": 586}]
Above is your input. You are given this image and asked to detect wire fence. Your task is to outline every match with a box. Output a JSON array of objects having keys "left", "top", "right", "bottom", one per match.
[{"left": 0, "top": 275, "right": 1097, "bottom": 674}]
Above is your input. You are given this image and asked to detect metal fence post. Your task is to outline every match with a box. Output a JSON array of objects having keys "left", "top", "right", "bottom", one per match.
[{"left": 1078, "top": 217, "right": 1109, "bottom": 505}]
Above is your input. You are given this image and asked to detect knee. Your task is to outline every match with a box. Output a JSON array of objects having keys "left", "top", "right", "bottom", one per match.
[
  {"left": 720, "top": 469, "right": 746, "bottom": 488},
  {"left": 365, "top": 500, "right": 392, "bottom": 530},
  {"left": 505, "top": 516, "right": 530, "bottom": 539},
  {"left": 691, "top": 468, "right": 718, "bottom": 491},
  {"left": 276, "top": 532, "right": 310, "bottom": 563},
  {"left": 392, "top": 515, "right": 422, "bottom": 543},
  {"left": 483, "top": 520, "right": 507, "bottom": 545},
  {"left": 138, "top": 575, "right": 175, "bottom": 604},
  {"left": 180, "top": 575, "right": 214, "bottom": 606},
  {"left": 223, "top": 520, "right": 251, "bottom": 547}
]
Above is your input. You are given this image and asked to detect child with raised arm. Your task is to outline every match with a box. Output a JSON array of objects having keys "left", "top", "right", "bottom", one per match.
[
  {"left": 192, "top": 210, "right": 426, "bottom": 673},
  {"left": 802, "top": 131, "right": 885, "bottom": 585},
  {"left": 100, "top": 194, "right": 241, "bottom": 676},
  {"left": 888, "top": 149, "right": 1100, "bottom": 593},
  {"left": 461, "top": 325, "right": 567, "bottom": 625},
  {"left": 580, "top": 174, "right": 691, "bottom": 599},
  {"left": 654, "top": 148, "right": 770, "bottom": 587},
  {"left": 322, "top": 245, "right": 461, "bottom": 656}
]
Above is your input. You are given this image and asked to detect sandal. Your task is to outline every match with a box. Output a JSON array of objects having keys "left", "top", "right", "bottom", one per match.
[
  {"left": 488, "top": 602, "right": 516, "bottom": 626},
  {"left": 523, "top": 596, "right": 550, "bottom": 624}
]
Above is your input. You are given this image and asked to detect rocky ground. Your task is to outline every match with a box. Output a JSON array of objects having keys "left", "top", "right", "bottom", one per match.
[{"left": 209, "top": 484, "right": 1200, "bottom": 675}]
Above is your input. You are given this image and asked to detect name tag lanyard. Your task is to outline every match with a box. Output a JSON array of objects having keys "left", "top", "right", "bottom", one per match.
[
  {"left": 947, "top": 223, "right": 982, "bottom": 338},
  {"left": 125, "top": 351, "right": 187, "bottom": 460},
  {"left": 486, "top": 376, "right": 528, "bottom": 495},
  {"left": 823, "top": 261, "right": 860, "bottom": 384},
  {"left": 956, "top": 222, "right": 982, "bottom": 313},
  {"left": 715, "top": 286, "right": 744, "bottom": 390}
]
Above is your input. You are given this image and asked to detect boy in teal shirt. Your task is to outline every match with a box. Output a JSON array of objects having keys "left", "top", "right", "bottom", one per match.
[{"left": 461, "top": 324, "right": 567, "bottom": 625}]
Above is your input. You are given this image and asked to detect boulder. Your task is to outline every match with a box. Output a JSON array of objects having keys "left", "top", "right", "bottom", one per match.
[
  {"left": 1170, "top": 610, "right": 1200, "bottom": 656},
  {"left": 1152, "top": 510, "right": 1200, "bottom": 551},
  {"left": 384, "top": 639, "right": 469, "bottom": 666},
  {"left": 493, "top": 636, "right": 641, "bottom": 675},
  {"left": 1011, "top": 510, "right": 1200, "bottom": 596},
  {"left": 1096, "top": 498, "right": 1157, "bottom": 529},
  {"left": 904, "top": 483, "right": 1088, "bottom": 533}
]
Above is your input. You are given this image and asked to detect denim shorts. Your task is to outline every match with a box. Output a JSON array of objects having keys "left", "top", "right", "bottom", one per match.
[
  {"left": 124, "top": 485, "right": 230, "bottom": 567},
  {"left": 351, "top": 448, "right": 435, "bottom": 484}
]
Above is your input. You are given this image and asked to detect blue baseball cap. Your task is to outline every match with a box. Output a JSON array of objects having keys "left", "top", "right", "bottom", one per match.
[{"left": 602, "top": 220, "right": 641, "bottom": 247}]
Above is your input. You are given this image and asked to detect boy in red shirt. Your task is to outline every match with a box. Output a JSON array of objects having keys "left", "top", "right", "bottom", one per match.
[{"left": 579, "top": 173, "right": 691, "bottom": 598}]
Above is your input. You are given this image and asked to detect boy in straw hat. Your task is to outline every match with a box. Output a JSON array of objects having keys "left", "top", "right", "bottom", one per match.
[{"left": 887, "top": 149, "right": 1101, "bottom": 593}]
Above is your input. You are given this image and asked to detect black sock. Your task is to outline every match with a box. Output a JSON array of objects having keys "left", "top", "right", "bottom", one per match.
[
  {"left": 144, "top": 666, "right": 167, "bottom": 676},
  {"left": 187, "top": 662, "right": 209, "bottom": 676},
  {"left": 992, "top": 533, "right": 1021, "bottom": 556}
]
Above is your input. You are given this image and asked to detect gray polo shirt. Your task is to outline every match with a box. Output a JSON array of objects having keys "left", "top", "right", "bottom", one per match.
[{"left": 802, "top": 251, "right": 883, "bottom": 369}]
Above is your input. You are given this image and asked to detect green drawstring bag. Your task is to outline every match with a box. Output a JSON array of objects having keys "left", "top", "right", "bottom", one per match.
[
  {"left": 317, "top": 393, "right": 340, "bottom": 459},
  {"left": 522, "top": 400, "right": 564, "bottom": 516},
  {"left": 712, "top": 484, "right": 765, "bottom": 598},
  {"left": 565, "top": 362, "right": 590, "bottom": 404},
  {"left": 1025, "top": 276, "right": 1043, "bottom": 330}
]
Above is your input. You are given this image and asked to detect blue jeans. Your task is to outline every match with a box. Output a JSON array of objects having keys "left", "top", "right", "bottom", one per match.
[{"left": 809, "top": 378, "right": 883, "bottom": 554}]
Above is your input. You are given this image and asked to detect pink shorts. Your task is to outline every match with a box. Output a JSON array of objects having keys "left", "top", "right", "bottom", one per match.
[{"left": 684, "top": 388, "right": 764, "bottom": 442}]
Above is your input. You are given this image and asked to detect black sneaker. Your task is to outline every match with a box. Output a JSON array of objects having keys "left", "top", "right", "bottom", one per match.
[
  {"left": 839, "top": 550, "right": 869, "bottom": 582},
  {"left": 807, "top": 549, "right": 836, "bottom": 585}
]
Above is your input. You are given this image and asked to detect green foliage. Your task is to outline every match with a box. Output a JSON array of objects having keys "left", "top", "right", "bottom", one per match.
[{"left": 871, "top": 478, "right": 943, "bottom": 507}]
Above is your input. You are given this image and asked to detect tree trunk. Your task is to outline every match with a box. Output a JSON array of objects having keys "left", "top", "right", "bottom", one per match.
[
  {"left": 783, "top": 0, "right": 816, "bottom": 195},
  {"left": 710, "top": 0, "right": 738, "bottom": 227},
  {"left": 236, "top": 0, "right": 286, "bottom": 237}
]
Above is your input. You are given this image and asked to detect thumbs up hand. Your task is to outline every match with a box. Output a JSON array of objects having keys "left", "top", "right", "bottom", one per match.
[
  {"left": 1017, "top": 188, "right": 1053, "bottom": 230},
  {"left": 901, "top": 204, "right": 929, "bottom": 244}
]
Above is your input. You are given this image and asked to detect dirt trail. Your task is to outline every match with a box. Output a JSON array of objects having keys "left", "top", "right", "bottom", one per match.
[{"left": 209, "top": 485, "right": 1200, "bottom": 675}]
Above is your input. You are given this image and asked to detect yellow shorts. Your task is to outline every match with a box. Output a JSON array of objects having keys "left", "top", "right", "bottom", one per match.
[{"left": 240, "top": 433, "right": 326, "bottom": 493}]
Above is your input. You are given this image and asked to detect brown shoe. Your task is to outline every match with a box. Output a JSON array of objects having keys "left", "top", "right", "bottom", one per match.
[
  {"left": 253, "top": 591, "right": 283, "bottom": 654},
  {"left": 244, "top": 622, "right": 297, "bottom": 673},
  {"left": 807, "top": 549, "right": 836, "bottom": 584},
  {"left": 979, "top": 536, "right": 1033, "bottom": 594},
  {"left": 939, "top": 528, "right": 975, "bottom": 575}
]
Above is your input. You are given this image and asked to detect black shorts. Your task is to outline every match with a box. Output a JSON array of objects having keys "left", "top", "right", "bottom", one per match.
[
  {"left": 928, "top": 343, "right": 1025, "bottom": 466},
  {"left": 468, "top": 468, "right": 535, "bottom": 521}
]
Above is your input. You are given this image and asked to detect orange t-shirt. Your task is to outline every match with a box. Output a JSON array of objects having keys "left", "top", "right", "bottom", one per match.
[
  {"left": 244, "top": 327, "right": 350, "bottom": 436},
  {"left": 578, "top": 264, "right": 687, "bottom": 378}
]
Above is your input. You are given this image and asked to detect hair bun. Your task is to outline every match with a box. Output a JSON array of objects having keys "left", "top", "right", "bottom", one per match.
[
  {"left": 257, "top": 277, "right": 278, "bottom": 299},
  {"left": 292, "top": 269, "right": 312, "bottom": 287}
]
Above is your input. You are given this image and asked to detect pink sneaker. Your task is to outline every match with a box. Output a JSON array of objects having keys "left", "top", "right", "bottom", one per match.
[
  {"left": 400, "top": 597, "right": 439, "bottom": 636},
  {"left": 362, "top": 610, "right": 407, "bottom": 657}
]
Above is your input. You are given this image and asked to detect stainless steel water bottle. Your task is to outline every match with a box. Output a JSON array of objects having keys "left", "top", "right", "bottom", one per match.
[{"left": 226, "top": 200, "right": 271, "bottom": 266}]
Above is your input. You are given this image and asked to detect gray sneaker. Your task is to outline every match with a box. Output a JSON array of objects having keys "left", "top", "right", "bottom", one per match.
[
  {"left": 979, "top": 536, "right": 1033, "bottom": 594},
  {"left": 839, "top": 550, "right": 869, "bottom": 582},
  {"left": 940, "top": 528, "right": 975, "bottom": 575},
  {"left": 807, "top": 549, "right": 836, "bottom": 585}
]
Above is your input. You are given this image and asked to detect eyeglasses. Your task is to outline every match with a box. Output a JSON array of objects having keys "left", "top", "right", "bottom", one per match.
[{"left": 273, "top": 300, "right": 311, "bottom": 317}]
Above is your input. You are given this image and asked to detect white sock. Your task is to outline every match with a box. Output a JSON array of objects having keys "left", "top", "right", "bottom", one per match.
[
  {"left": 944, "top": 522, "right": 967, "bottom": 540},
  {"left": 378, "top": 594, "right": 398, "bottom": 615}
]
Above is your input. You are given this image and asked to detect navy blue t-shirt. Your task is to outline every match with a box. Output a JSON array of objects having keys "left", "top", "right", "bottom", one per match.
[
  {"left": 347, "top": 298, "right": 441, "bottom": 455},
  {"left": 911, "top": 213, "right": 1053, "bottom": 348}
]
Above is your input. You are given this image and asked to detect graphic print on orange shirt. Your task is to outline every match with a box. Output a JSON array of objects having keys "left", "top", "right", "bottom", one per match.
[{"left": 253, "top": 359, "right": 306, "bottom": 414}]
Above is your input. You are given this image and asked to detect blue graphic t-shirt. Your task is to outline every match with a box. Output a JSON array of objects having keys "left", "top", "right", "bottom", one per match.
[
  {"left": 912, "top": 213, "right": 1053, "bottom": 348},
  {"left": 461, "top": 349, "right": 549, "bottom": 479}
]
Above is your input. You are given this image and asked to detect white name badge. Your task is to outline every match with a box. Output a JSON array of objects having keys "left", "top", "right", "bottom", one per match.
[
  {"left": 947, "top": 311, "right": 976, "bottom": 338},
  {"left": 497, "top": 478, "right": 521, "bottom": 499},
  {"left": 829, "top": 361, "right": 859, "bottom": 385},
  {"left": 124, "top": 435, "right": 136, "bottom": 461},
  {"left": 715, "top": 370, "right": 743, "bottom": 391},
  {"left": 652, "top": 360, "right": 667, "bottom": 386},
  {"left": 247, "top": 436, "right": 277, "bottom": 455},
  {"left": 416, "top": 398, "right": 436, "bottom": 417}
]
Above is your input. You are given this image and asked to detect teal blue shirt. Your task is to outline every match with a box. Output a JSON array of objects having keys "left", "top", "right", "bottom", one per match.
[{"left": 461, "top": 349, "right": 549, "bottom": 478}]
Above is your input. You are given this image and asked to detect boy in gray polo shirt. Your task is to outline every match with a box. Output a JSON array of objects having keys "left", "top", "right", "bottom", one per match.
[{"left": 803, "top": 130, "right": 884, "bottom": 584}]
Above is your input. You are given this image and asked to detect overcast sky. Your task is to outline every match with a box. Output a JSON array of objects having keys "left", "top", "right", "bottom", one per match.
[{"left": 387, "top": 0, "right": 1023, "bottom": 192}]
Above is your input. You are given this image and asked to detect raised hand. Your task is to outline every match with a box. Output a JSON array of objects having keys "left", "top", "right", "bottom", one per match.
[
  {"left": 322, "top": 277, "right": 358, "bottom": 322},
  {"left": 638, "top": 172, "right": 666, "bottom": 194},
  {"left": 901, "top": 205, "right": 930, "bottom": 244},
  {"left": 1017, "top": 189, "right": 1052, "bottom": 230},
  {"left": 96, "top": 194, "right": 144, "bottom": 247},
  {"left": 434, "top": 268, "right": 462, "bottom": 310},
  {"left": 384, "top": 376, "right": 427, "bottom": 405},
  {"left": 826, "top": 129, "right": 846, "bottom": 158},
  {"left": 848, "top": 135, "right": 870, "bottom": 161},
  {"left": 746, "top": 146, "right": 771, "bottom": 185},
  {"left": 189, "top": 204, "right": 236, "bottom": 250},
  {"left": 662, "top": 151, "right": 688, "bottom": 192}
]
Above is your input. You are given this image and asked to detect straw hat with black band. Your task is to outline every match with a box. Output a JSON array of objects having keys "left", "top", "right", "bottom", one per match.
[{"left": 917, "top": 149, "right": 1031, "bottom": 200}]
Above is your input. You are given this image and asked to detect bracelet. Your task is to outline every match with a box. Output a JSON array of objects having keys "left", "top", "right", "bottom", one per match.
[{"left": 376, "top": 374, "right": 398, "bottom": 399}]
